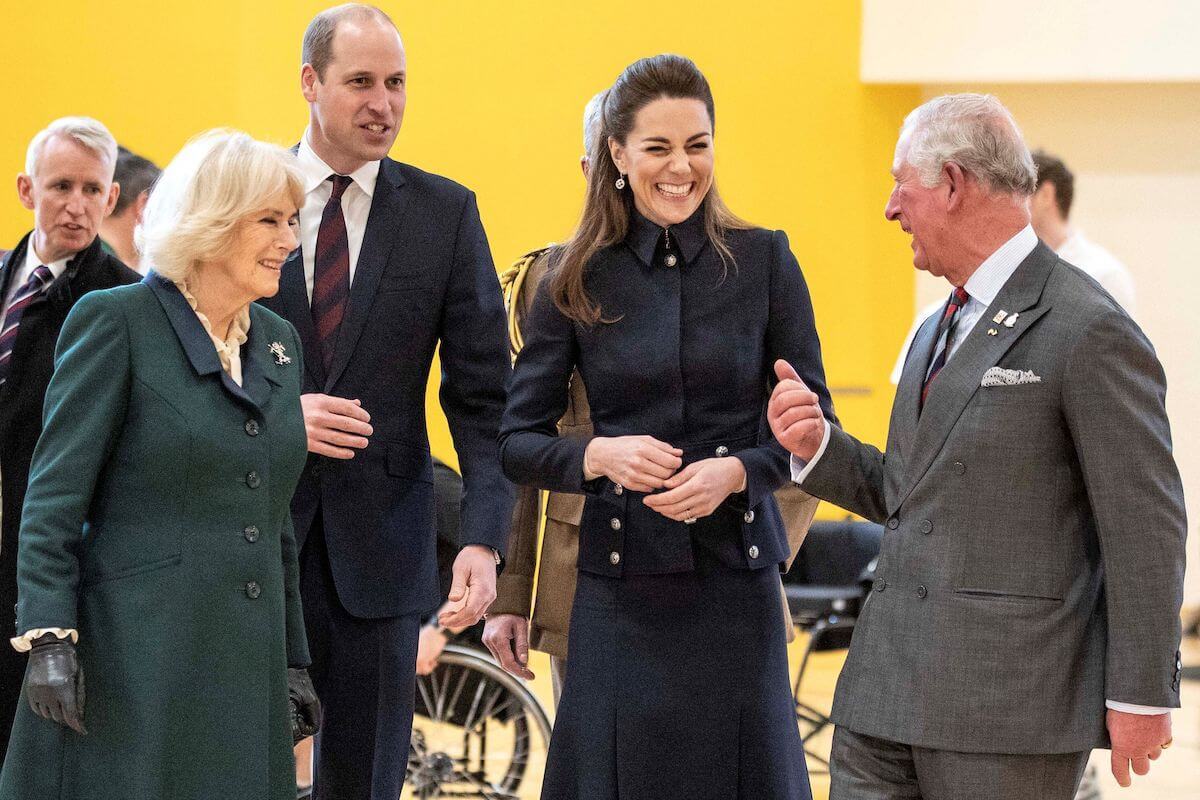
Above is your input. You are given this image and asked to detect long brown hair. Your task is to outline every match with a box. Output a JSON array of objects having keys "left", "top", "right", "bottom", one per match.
[{"left": 551, "top": 54, "right": 750, "bottom": 325}]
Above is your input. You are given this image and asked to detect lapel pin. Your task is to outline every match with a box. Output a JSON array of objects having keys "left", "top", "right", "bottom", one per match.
[
  {"left": 992, "top": 310, "right": 1008, "bottom": 324},
  {"left": 269, "top": 341, "right": 292, "bottom": 366},
  {"left": 987, "top": 328, "right": 998, "bottom": 336},
  {"left": 1004, "top": 312, "right": 1019, "bottom": 328}
]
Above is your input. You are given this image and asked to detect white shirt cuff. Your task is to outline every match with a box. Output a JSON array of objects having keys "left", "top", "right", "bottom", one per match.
[
  {"left": 11, "top": 628, "right": 78, "bottom": 653},
  {"left": 1105, "top": 700, "right": 1173, "bottom": 715},
  {"left": 789, "top": 423, "right": 832, "bottom": 485}
]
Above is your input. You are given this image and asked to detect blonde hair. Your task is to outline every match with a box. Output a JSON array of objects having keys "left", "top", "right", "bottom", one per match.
[
  {"left": 25, "top": 116, "right": 118, "bottom": 178},
  {"left": 138, "top": 129, "right": 304, "bottom": 282}
]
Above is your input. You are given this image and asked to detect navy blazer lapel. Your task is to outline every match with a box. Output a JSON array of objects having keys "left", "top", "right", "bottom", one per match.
[
  {"left": 893, "top": 244, "right": 1058, "bottom": 513},
  {"left": 324, "top": 158, "right": 409, "bottom": 391},
  {"left": 146, "top": 272, "right": 259, "bottom": 410},
  {"left": 277, "top": 248, "right": 324, "bottom": 388}
]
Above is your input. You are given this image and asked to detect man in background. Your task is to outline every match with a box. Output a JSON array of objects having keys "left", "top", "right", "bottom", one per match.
[
  {"left": 99, "top": 145, "right": 160, "bottom": 273},
  {"left": 0, "top": 116, "right": 139, "bottom": 756},
  {"left": 1030, "top": 149, "right": 1135, "bottom": 314}
]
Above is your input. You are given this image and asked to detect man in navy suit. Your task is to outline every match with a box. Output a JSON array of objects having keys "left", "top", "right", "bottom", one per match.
[{"left": 259, "top": 5, "right": 513, "bottom": 798}]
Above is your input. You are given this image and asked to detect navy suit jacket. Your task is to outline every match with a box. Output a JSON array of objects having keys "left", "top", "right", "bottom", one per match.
[{"left": 259, "top": 156, "right": 513, "bottom": 619}]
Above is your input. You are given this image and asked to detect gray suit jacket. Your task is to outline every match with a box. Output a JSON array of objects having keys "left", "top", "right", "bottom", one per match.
[{"left": 801, "top": 242, "right": 1186, "bottom": 755}]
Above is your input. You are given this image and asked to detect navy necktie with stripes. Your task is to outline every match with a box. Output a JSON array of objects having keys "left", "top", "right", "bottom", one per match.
[
  {"left": 0, "top": 264, "right": 54, "bottom": 386},
  {"left": 312, "top": 174, "right": 354, "bottom": 371},
  {"left": 920, "top": 286, "right": 970, "bottom": 410}
]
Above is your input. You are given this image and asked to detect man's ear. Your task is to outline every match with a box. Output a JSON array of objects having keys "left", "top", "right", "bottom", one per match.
[
  {"left": 134, "top": 189, "right": 151, "bottom": 224},
  {"left": 16, "top": 174, "right": 34, "bottom": 211},
  {"left": 943, "top": 161, "right": 967, "bottom": 211},
  {"left": 103, "top": 182, "right": 120, "bottom": 218},
  {"left": 301, "top": 64, "right": 320, "bottom": 103}
]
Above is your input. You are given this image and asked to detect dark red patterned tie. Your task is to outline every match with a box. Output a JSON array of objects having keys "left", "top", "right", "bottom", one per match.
[
  {"left": 0, "top": 264, "right": 54, "bottom": 386},
  {"left": 312, "top": 174, "right": 354, "bottom": 370},
  {"left": 920, "top": 286, "right": 970, "bottom": 409}
]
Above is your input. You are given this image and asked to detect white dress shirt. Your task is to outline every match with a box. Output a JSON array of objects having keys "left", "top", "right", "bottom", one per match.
[
  {"left": 793, "top": 225, "right": 1166, "bottom": 715},
  {"left": 1, "top": 243, "right": 70, "bottom": 328},
  {"left": 1057, "top": 229, "right": 1136, "bottom": 316},
  {"left": 296, "top": 130, "right": 381, "bottom": 302}
]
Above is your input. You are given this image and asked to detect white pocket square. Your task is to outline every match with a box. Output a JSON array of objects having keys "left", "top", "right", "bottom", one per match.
[{"left": 981, "top": 366, "right": 1041, "bottom": 387}]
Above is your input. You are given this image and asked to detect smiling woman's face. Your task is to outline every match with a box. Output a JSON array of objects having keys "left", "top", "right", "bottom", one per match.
[
  {"left": 610, "top": 97, "right": 714, "bottom": 228},
  {"left": 208, "top": 189, "right": 299, "bottom": 303}
]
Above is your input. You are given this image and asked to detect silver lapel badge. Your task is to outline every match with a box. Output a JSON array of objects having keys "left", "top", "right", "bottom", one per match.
[
  {"left": 269, "top": 341, "right": 292, "bottom": 366},
  {"left": 1004, "top": 312, "right": 1019, "bottom": 328},
  {"left": 992, "top": 310, "right": 1008, "bottom": 324}
]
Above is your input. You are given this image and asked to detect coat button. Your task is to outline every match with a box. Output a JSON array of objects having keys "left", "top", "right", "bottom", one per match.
[
  {"left": 744, "top": 510, "right": 755, "bottom": 524},
  {"left": 610, "top": 518, "right": 621, "bottom": 530},
  {"left": 748, "top": 545, "right": 760, "bottom": 559},
  {"left": 920, "top": 519, "right": 933, "bottom": 534},
  {"left": 613, "top": 483, "right": 624, "bottom": 496},
  {"left": 873, "top": 578, "right": 887, "bottom": 592},
  {"left": 715, "top": 445, "right": 729, "bottom": 457},
  {"left": 244, "top": 419, "right": 260, "bottom": 436},
  {"left": 609, "top": 551, "right": 620, "bottom": 565},
  {"left": 243, "top": 525, "right": 260, "bottom": 543},
  {"left": 954, "top": 461, "right": 966, "bottom": 475},
  {"left": 664, "top": 253, "right": 678, "bottom": 267},
  {"left": 887, "top": 517, "right": 899, "bottom": 530},
  {"left": 245, "top": 471, "right": 261, "bottom": 489},
  {"left": 916, "top": 585, "right": 928, "bottom": 599},
  {"left": 245, "top": 581, "right": 261, "bottom": 599}
]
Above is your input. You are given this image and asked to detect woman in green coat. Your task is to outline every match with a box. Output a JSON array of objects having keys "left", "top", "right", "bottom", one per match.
[{"left": 0, "top": 130, "right": 320, "bottom": 799}]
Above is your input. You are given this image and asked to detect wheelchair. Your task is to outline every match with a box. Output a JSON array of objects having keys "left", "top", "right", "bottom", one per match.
[{"left": 404, "top": 641, "right": 552, "bottom": 799}]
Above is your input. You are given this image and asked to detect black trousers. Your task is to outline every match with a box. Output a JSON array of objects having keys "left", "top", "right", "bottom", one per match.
[
  {"left": 301, "top": 516, "right": 420, "bottom": 800},
  {"left": 830, "top": 726, "right": 1090, "bottom": 800}
]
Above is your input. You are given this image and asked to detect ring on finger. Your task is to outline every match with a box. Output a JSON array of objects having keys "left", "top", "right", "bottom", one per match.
[
  {"left": 1161, "top": 738, "right": 1173, "bottom": 750},
  {"left": 684, "top": 509, "right": 698, "bottom": 525}
]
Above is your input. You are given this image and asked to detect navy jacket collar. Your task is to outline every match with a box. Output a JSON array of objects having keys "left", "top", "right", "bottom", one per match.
[{"left": 626, "top": 203, "right": 708, "bottom": 267}]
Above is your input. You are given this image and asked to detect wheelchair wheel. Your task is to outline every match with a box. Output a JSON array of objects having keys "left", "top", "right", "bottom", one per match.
[{"left": 405, "top": 643, "right": 552, "bottom": 799}]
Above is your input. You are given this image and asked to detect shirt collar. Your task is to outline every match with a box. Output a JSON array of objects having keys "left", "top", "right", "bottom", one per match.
[
  {"left": 626, "top": 203, "right": 709, "bottom": 267},
  {"left": 298, "top": 128, "right": 381, "bottom": 199},
  {"left": 962, "top": 224, "right": 1037, "bottom": 307},
  {"left": 23, "top": 238, "right": 73, "bottom": 282}
]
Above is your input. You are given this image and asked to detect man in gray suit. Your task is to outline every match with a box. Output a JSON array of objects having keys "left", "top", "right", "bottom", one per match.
[{"left": 768, "top": 94, "right": 1186, "bottom": 799}]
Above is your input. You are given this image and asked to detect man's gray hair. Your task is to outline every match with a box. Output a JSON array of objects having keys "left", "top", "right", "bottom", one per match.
[
  {"left": 25, "top": 116, "right": 118, "bottom": 178},
  {"left": 582, "top": 90, "right": 606, "bottom": 157},
  {"left": 303, "top": 3, "right": 398, "bottom": 80},
  {"left": 900, "top": 94, "right": 1036, "bottom": 196}
]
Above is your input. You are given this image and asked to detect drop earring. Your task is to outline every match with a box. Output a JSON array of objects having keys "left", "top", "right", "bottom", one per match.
[{"left": 615, "top": 175, "right": 626, "bottom": 190}]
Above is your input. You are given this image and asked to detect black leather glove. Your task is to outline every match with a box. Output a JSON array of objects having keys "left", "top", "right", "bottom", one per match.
[
  {"left": 288, "top": 667, "right": 321, "bottom": 743},
  {"left": 26, "top": 633, "right": 86, "bottom": 734}
]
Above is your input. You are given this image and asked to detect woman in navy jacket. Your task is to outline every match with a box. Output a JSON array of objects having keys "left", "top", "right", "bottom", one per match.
[{"left": 499, "top": 55, "right": 835, "bottom": 799}]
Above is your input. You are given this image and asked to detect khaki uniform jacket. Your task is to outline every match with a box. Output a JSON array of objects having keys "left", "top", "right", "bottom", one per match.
[{"left": 492, "top": 248, "right": 819, "bottom": 656}]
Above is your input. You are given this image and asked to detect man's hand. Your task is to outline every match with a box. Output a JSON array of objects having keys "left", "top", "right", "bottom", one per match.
[
  {"left": 26, "top": 634, "right": 86, "bottom": 734},
  {"left": 300, "top": 394, "right": 373, "bottom": 459},
  {"left": 1108, "top": 709, "right": 1171, "bottom": 788},
  {"left": 482, "top": 614, "right": 536, "bottom": 680},
  {"left": 416, "top": 624, "right": 450, "bottom": 676},
  {"left": 768, "top": 359, "right": 825, "bottom": 462},
  {"left": 287, "top": 667, "right": 321, "bottom": 742},
  {"left": 438, "top": 545, "right": 498, "bottom": 629},
  {"left": 643, "top": 457, "right": 746, "bottom": 522},
  {"left": 583, "top": 435, "right": 683, "bottom": 493}
]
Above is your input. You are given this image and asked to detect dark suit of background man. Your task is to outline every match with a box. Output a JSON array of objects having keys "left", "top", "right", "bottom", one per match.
[
  {"left": 258, "top": 6, "right": 513, "bottom": 799},
  {"left": 769, "top": 93, "right": 1186, "bottom": 800},
  {"left": 0, "top": 116, "right": 139, "bottom": 756}
]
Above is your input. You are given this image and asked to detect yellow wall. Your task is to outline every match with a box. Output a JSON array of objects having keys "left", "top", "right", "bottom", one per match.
[{"left": 0, "top": 1, "right": 918, "bottom": 499}]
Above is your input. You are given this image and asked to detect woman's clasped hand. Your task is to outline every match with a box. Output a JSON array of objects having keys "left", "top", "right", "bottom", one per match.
[{"left": 582, "top": 436, "right": 747, "bottom": 521}]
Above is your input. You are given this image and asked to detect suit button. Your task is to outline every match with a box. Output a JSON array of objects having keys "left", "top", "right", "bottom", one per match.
[
  {"left": 748, "top": 545, "right": 760, "bottom": 559},
  {"left": 715, "top": 445, "right": 729, "bottom": 457},
  {"left": 243, "top": 525, "right": 260, "bottom": 543},
  {"left": 920, "top": 519, "right": 933, "bottom": 534},
  {"left": 245, "top": 581, "right": 261, "bottom": 599},
  {"left": 613, "top": 483, "right": 624, "bottom": 496},
  {"left": 916, "top": 585, "right": 928, "bottom": 599},
  {"left": 887, "top": 517, "right": 899, "bottom": 530},
  {"left": 244, "top": 419, "right": 260, "bottom": 436},
  {"left": 610, "top": 518, "right": 621, "bottom": 530},
  {"left": 245, "top": 471, "right": 261, "bottom": 489},
  {"left": 954, "top": 461, "right": 966, "bottom": 475},
  {"left": 744, "top": 510, "right": 755, "bottom": 524},
  {"left": 874, "top": 578, "right": 886, "bottom": 592},
  {"left": 664, "top": 253, "right": 678, "bottom": 268},
  {"left": 609, "top": 551, "right": 620, "bottom": 565}
]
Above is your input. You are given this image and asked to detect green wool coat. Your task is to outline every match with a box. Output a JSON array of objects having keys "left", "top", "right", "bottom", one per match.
[{"left": 0, "top": 275, "right": 310, "bottom": 800}]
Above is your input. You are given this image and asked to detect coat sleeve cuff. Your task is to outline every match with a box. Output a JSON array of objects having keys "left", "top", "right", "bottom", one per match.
[
  {"left": 11, "top": 628, "right": 78, "bottom": 653},
  {"left": 1105, "top": 700, "right": 1174, "bottom": 715},
  {"left": 491, "top": 573, "right": 535, "bottom": 618}
]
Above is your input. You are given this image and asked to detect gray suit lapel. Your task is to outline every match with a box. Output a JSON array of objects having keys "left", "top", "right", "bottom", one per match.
[
  {"left": 893, "top": 243, "right": 1058, "bottom": 514},
  {"left": 891, "top": 309, "right": 942, "bottom": 466}
]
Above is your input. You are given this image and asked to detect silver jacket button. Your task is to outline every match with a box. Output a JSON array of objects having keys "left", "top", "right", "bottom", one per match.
[
  {"left": 613, "top": 483, "right": 624, "bottom": 496},
  {"left": 610, "top": 518, "right": 622, "bottom": 530},
  {"left": 609, "top": 551, "right": 621, "bottom": 565},
  {"left": 715, "top": 445, "right": 729, "bottom": 457},
  {"left": 748, "top": 545, "right": 760, "bottom": 559},
  {"left": 664, "top": 253, "right": 678, "bottom": 267},
  {"left": 744, "top": 510, "right": 755, "bottom": 524}
]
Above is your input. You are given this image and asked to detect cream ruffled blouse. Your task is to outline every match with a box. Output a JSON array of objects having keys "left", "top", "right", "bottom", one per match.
[{"left": 176, "top": 281, "right": 252, "bottom": 386}]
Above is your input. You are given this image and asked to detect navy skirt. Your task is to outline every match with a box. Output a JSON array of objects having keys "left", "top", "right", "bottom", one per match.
[{"left": 542, "top": 546, "right": 811, "bottom": 800}]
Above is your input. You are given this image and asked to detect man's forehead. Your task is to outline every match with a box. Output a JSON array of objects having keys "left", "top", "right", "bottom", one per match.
[
  {"left": 328, "top": 20, "right": 405, "bottom": 72},
  {"left": 37, "top": 136, "right": 112, "bottom": 179}
]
